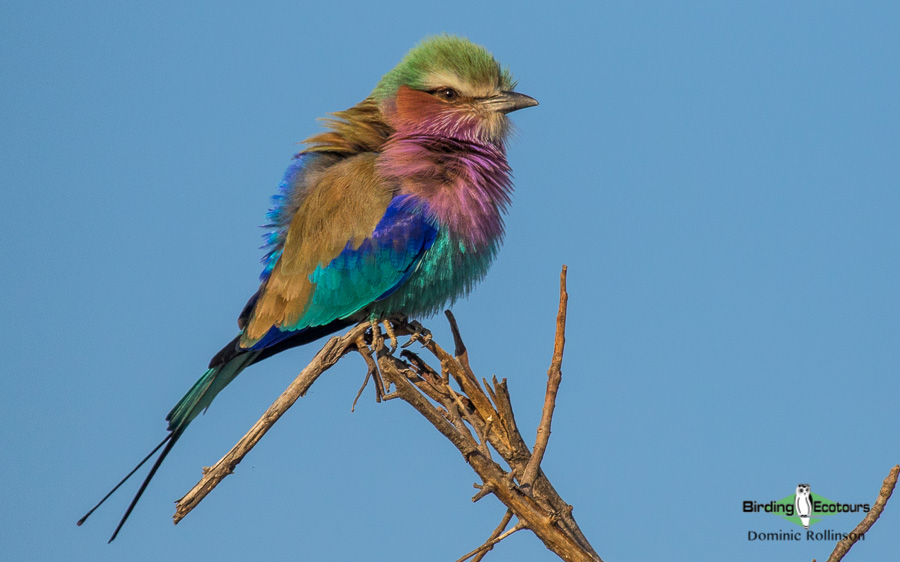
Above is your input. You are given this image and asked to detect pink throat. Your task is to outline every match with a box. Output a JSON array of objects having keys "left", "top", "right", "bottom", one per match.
[{"left": 376, "top": 134, "right": 513, "bottom": 247}]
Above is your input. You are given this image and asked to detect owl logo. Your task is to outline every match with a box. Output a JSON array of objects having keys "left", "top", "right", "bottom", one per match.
[{"left": 795, "top": 484, "right": 812, "bottom": 528}]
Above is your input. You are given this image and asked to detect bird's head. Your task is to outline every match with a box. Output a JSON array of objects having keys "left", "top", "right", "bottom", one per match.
[{"left": 374, "top": 35, "right": 538, "bottom": 145}]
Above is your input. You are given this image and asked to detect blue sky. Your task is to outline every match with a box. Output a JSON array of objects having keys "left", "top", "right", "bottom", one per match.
[{"left": 2, "top": 2, "right": 898, "bottom": 561}]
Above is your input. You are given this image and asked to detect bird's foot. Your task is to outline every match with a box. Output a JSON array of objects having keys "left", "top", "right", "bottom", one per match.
[
  {"left": 381, "top": 320, "right": 398, "bottom": 353},
  {"left": 367, "top": 318, "right": 385, "bottom": 353},
  {"left": 401, "top": 320, "right": 432, "bottom": 348}
]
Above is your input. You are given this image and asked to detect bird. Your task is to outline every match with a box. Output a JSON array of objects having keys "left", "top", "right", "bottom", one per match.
[{"left": 77, "top": 34, "right": 537, "bottom": 542}]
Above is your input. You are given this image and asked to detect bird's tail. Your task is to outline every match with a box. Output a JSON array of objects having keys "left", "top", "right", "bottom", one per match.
[
  {"left": 77, "top": 349, "right": 260, "bottom": 542},
  {"left": 166, "top": 350, "right": 260, "bottom": 432}
]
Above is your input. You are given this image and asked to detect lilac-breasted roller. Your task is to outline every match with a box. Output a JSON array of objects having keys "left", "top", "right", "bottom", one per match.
[{"left": 79, "top": 35, "right": 537, "bottom": 541}]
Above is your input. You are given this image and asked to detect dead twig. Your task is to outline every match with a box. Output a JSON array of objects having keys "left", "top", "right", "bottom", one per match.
[
  {"left": 172, "top": 323, "right": 368, "bottom": 523},
  {"left": 521, "top": 265, "right": 567, "bottom": 492},
  {"left": 822, "top": 464, "right": 899, "bottom": 562},
  {"left": 351, "top": 334, "right": 382, "bottom": 411},
  {"left": 471, "top": 510, "right": 514, "bottom": 562},
  {"left": 455, "top": 515, "right": 524, "bottom": 562}
]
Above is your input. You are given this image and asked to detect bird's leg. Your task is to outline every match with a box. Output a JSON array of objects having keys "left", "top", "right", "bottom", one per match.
[
  {"left": 381, "top": 320, "right": 398, "bottom": 353},
  {"left": 368, "top": 318, "right": 388, "bottom": 355},
  {"left": 401, "top": 319, "right": 433, "bottom": 348}
]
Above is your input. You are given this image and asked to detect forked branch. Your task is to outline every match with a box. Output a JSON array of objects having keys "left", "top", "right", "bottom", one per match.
[{"left": 174, "top": 266, "right": 600, "bottom": 560}]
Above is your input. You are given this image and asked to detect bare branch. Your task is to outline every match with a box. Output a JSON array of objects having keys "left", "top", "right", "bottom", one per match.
[
  {"left": 172, "top": 323, "right": 368, "bottom": 523},
  {"left": 470, "top": 510, "right": 515, "bottom": 562},
  {"left": 173, "top": 266, "right": 601, "bottom": 561},
  {"left": 378, "top": 355, "right": 478, "bottom": 457},
  {"left": 521, "top": 265, "right": 568, "bottom": 490},
  {"left": 351, "top": 334, "right": 381, "bottom": 411},
  {"left": 456, "top": 516, "right": 524, "bottom": 562},
  {"left": 824, "top": 464, "right": 899, "bottom": 562}
]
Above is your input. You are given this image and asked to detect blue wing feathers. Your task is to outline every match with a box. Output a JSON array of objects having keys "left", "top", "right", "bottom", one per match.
[
  {"left": 248, "top": 182, "right": 438, "bottom": 351},
  {"left": 260, "top": 154, "right": 308, "bottom": 281}
]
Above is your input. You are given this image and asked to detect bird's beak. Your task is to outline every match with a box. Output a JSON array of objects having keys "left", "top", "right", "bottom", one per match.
[{"left": 481, "top": 91, "right": 539, "bottom": 114}]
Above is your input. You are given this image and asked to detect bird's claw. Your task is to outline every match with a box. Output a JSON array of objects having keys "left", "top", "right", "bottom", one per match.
[{"left": 401, "top": 320, "right": 432, "bottom": 348}]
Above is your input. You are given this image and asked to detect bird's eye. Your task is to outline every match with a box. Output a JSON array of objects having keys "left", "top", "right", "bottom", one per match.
[{"left": 434, "top": 88, "right": 460, "bottom": 102}]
